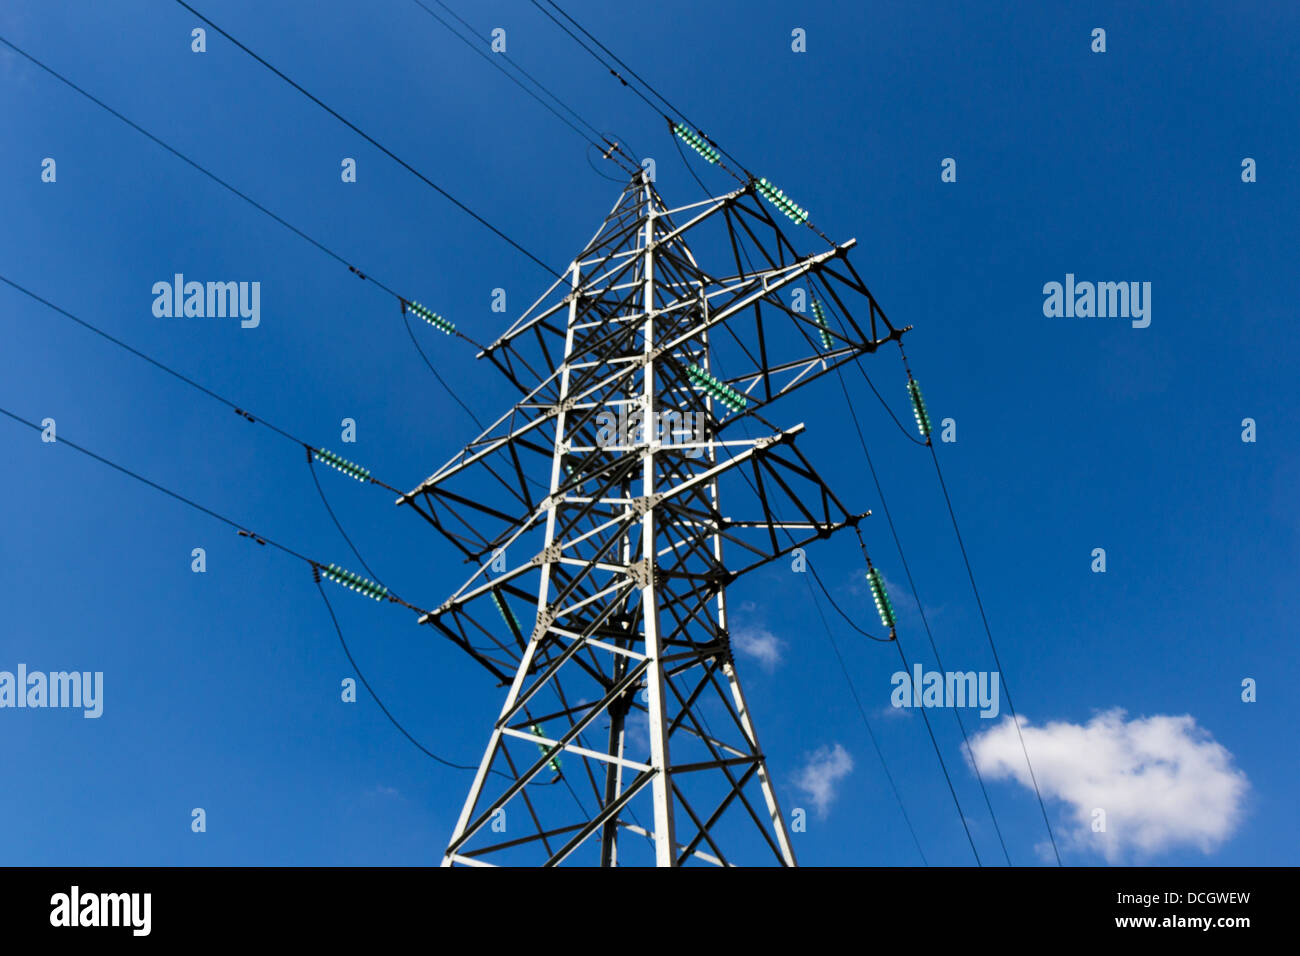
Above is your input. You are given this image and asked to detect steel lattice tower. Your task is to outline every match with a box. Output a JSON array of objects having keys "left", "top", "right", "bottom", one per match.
[{"left": 398, "top": 170, "right": 906, "bottom": 866}]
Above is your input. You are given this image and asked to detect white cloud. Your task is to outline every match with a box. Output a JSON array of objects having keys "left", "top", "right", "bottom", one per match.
[
  {"left": 732, "top": 626, "right": 784, "bottom": 671},
  {"left": 624, "top": 708, "right": 650, "bottom": 759},
  {"left": 968, "top": 709, "right": 1249, "bottom": 862},
  {"left": 792, "top": 743, "right": 854, "bottom": 817}
]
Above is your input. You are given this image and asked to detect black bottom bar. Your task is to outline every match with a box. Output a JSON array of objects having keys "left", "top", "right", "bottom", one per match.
[{"left": 0, "top": 865, "right": 1283, "bottom": 942}]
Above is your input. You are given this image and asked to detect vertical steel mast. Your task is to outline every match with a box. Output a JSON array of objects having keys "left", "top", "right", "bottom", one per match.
[{"left": 399, "top": 169, "right": 908, "bottom": 865}]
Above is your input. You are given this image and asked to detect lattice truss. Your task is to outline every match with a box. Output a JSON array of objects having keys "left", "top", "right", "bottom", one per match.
[{"left": 397, "top": 171, "right": 907, "bottom": 866}]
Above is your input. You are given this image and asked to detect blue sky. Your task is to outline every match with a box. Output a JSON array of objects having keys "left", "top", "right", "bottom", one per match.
[{"left": 1, "top": 0, "right": 1296, "bottom": 866}]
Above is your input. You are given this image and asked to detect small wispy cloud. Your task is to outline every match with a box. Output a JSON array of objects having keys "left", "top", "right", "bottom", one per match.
[
  {"left": 623, "top": 708, "right": 650, "bottom": 759},
  {"left": 727, "top": 600, "right": 784, "bottom": 671},
  {"left": 792, "top": 743, "right": 854, "bottom": 817},
  {"left": 732, "top": 626, "right": 784, "bottom": 671},
  {"left": 968, "top": 709, "right": 1249, "bottom": 862}
]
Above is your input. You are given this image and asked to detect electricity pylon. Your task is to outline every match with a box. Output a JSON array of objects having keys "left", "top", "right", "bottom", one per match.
[{"left": 398, "top": 169, "right": 906, "bottom": 866}]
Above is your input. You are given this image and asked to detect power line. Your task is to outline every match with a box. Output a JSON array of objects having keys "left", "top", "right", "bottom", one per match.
[
  {"left": 529, "top": 1, "right": 847, "bottom": 244},
  {"left": 0, "top": 271, "right": 406, "bottom": 494},
  {"left": 1, "top": 405, "right": 503, "bottom": 773},
  {"left": 719, "top": 227, "right": 982, "bottom": 864},
  {"left": 410, "top": 0, "right": 593, "bottom": 146},
  {"left": 801, "top": 567, "right": 929, "bottom": 864},
  {"left": 0, "top": 273, "right": 299, "bottom": 444},
  {"left": 671, "top": 130, "right": 713, "bottom": 196},
  {"left": 0, "top": 272, "right": 430, "bottom": 615},
  {"left": 420, "top": 0, "right": 604, "bottom": 140},
  {"left": 731, "top": 210, "right": 1029, "bottom": 858},
  {"left": 525, "top": 0, "right": 749, "bottom": 191},
  {"left": 857, "top": 362, "right": 928, "bottom": 446},
  {"left": 0, "top": 403, "right": 435, "bottom": 628},
  {"left": 0, "top": 36, "right": 403, "bottom": 323},
  {"left": 806, "top": 278, "right": 1015, "bottom": 863},
  {"left": 530, "top": 0, "right": 748, "bottom": 176},
  {"left": 315, "top": 578, "right": 509, "bottom": 775},
  {"left": 702, "top": 346, "right": 951, "bottom": 864},
  {"left": 308, "top": 456, "right": 384, "bottom": 583},
  {"left": 172, "top": 0, "right": 562, "bottom": 280},
  {"left": 731, "top": 439, "right": 978, "bottom": 863},
  {"left": 888, "top": 335, "right": 1062, "bottom": 865},
  {"left": 927, "top": 439, "right": 1064, "bottom": 866},
  {"left": 404, "top": 0, "right": 636, "bottom": 174},
  {"left": 0, "top": 409, "right": 516, "bottom": 777},
  {"left": 836, "top": 363, "right": 1013, "bottom": 866},
  {"left": 1, "top": 404, "right": 300, "bottom": 564},
  {"left": 401, "top": 305, "right": 486, "bottom": 430},
  {"left": 805, "top": 264, "right": 918, "bottom": 435},
  {"left": 0, "top": 32, "right": 490, "bottom": 418},
  {"left": 524, "top": 0, "right": 667, "bottom": 135},
  {"left": 886, "top": 609, "right": 982, "bottom": 865},
  {"left": 585, "top": 145, "right": 630, "bottom": 183},
  {"left": 700, "top": 173, "right": 1004, "bottom": 861},
  {"left": 807, "top": 562, "right": 892, "bottom": 643}
]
